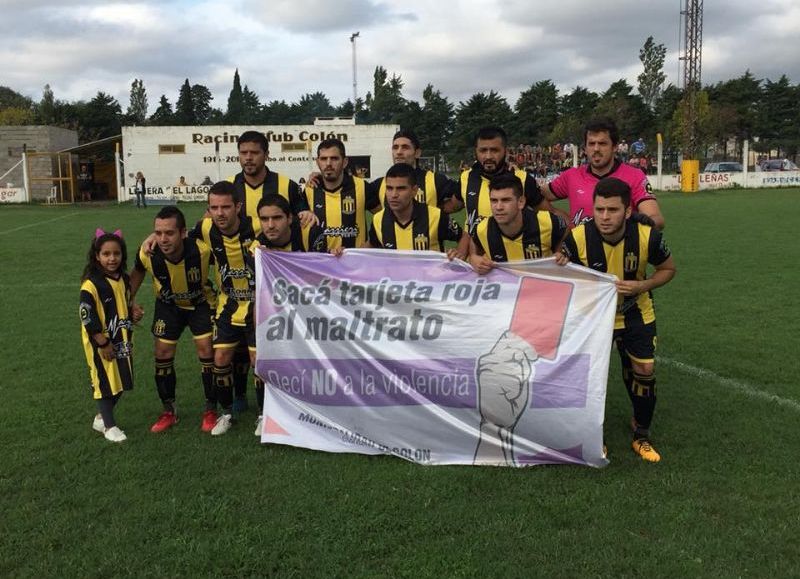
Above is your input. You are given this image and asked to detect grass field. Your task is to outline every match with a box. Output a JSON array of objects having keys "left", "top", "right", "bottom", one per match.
[{"left": 1, "top": 189, "right": 799, "bottom": 578}]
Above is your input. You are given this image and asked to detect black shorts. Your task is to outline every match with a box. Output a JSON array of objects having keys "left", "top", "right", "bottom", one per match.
[
  {"left": 613, "top": 321, "right": 657, "bottom": 363},
  {"left": 213, "top": 309, "right": 256, "bottom": 350},
  {"left": 151, "top": 300, "right": 213, "bottom": 343}
]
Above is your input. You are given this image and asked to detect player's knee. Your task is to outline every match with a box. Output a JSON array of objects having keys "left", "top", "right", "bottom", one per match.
[
  {"left": 631, "top": 360, "right": 654, "bottom": 376},
  {"left": 154, "top": 340, "right": 176, "bottom": 359}
]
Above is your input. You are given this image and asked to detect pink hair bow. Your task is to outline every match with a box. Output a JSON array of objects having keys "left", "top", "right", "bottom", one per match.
[{"left": 95, "top": 228, "right": 123, "bottom": 238}]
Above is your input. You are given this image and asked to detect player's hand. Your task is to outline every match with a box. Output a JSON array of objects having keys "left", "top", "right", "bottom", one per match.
[
  {"left": 469, "top": 254, "right": 495, "bottom": 275},
  {"left": 131, "top": 303, "right": 145, "bottom": 324},
  {"left": 142, "top": 232, "right": 157, "bottom": 256},
  {"left": 99, "top": 341, "right": 115, "bottom": 361},
  {"left": 476, "top": 331, "right": 538, "bottom": 429},
  {"left": 555, "top": 250, "right": 570, "bottom": 266},
  {"left": 329, "top": 246, "right": 344, "bottom": 257},
  {"left": 306, "top": 172, "right": 321, "bottom": 188},
  {"left": 446, "top": 248, "right": 467, "bottom": 261},
  {"left": 297, "top": 210, "right": 319, "bottom": 228},
  {"left": 615, "top": 279, "right": 645, "bottom": 297}
]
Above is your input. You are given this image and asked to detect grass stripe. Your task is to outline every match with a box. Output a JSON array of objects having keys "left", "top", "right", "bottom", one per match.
[
  {"left": 0, "top": 211, "right": 79, "bottom": 235},
  {"left": 660, "top": 356, "right": 800, "bottom": 413}
]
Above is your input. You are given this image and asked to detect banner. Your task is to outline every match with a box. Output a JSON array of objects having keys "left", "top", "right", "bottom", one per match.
[{"left": 255, "top": 250, "right": 618, "bottom": 467}]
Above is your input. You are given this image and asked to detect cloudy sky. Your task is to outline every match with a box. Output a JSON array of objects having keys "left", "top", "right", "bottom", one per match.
[{"left": 3, "top": 0, "right": 799, "bottom": 112}]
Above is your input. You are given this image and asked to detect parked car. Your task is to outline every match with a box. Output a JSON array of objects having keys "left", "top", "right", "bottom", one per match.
[
  {"left": 760, "top": 159, "right": 799, "bottom": 171},
  {"left": 704, "top": 162, "right": 743, "bottom": 173}
]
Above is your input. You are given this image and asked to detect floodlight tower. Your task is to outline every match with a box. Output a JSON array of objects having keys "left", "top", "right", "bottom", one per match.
[
  {"left": 350, "top": 32, "right": 360, "bottom": 110},
  {"left": 680, "top": 0, "right": 703, "bottom": 160}
]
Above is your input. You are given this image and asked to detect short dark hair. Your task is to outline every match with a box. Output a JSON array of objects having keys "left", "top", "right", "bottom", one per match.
[
  {"left": 256, "top": 194, "right": 291, "bottom": 217},
  {"left": 593, "top": 177, "right": 631, "bottom": 207},
  {"left": 317, "top": 138, "right": 346, "bottom": 157},
  {"left": 475, "top": 126, "right": 508, "bottom": 147},
  {"left": 208, "top": 180, "right": 240, "bottom": 203},
  {"left": 583, "top": 118, "right": 619, "bottom": 146},
  {"left": 238, "top": 130, "right": 269, "bottom": 153},
  {"left": 393, "top": 129, "right": 420, "bottom": 150},
  {"left": 154, "top": 205, "right": 186, "bottom": 230},
  {"left": 384, "top": 163, "right": 417, "bottom": 187},
  {"left": 488, "top": 173, "right": 523, "bottom": 198}
]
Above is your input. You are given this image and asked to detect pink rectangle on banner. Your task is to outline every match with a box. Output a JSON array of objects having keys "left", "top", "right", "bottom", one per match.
[{"left": 509, "top": 276, "right": 574, "bottom": 360}]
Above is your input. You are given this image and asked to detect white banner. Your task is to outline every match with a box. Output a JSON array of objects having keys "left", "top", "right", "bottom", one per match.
[{"left": 255, "top": 250, "right": 618, "bottom": 467}]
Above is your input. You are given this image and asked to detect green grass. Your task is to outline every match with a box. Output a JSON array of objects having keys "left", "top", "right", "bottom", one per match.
[{"left": 1, "top": 189, "right": 799, "bottom": 578}]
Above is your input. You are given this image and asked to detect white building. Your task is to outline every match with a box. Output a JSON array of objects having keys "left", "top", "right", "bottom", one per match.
[{"left": 121, "top": 118, "right": 398, "bottom": 201}]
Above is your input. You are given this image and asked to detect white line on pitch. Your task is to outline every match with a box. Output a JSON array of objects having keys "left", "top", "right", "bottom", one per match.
[
  {"left": 0, "top": 212, "right": 80, "bottom": 236},
  {"left": 659, "top": 356, "right": 800, "bottom": 413}
]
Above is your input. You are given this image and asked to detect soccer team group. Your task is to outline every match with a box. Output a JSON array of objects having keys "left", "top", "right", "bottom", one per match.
[{"left": 79, "top": 118, "right": 676, "bottom": 462}]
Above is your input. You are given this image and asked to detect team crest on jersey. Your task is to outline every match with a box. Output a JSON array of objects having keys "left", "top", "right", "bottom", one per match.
[
  {"left": 413, "top": 233, "right": 429, "bottom": 251},
  {"left": 524, "top": 243, "right": 541, "bottom": 260},
  {"left": 187, "top": 266, "right": 201, "bottom": 283},
  {"left": 342, "top": 195, "right": 356, "bottom": 215},
  {"left": 153, "top": 319, "right": 166, "bottom": 336},
  {"left": 414, "top": 190, "right": 426, "bottom": 203},
  {"left": 624, "top": 251, "right": 639, "bottom": 272},
  {"left": 79, "top": 302, "right": 92, "bottom": 324}
]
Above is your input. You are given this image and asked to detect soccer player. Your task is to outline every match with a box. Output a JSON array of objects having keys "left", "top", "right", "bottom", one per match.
[
  {"left": 452, "top": 126, "right": 557, "bottom": 235},
  {"left": 368, "top": 129, "right": 459, "bottom": 211},
  {"left": 557, "top": 177, "right": 676, "bottom": 462},
  {"left": 253, "top": 194, "right": 323, "bottom": 253},
  {"left": 304, "top": 138, "right": 381, "bottom": 250},
  {"left": 469, "top": 173, "right": 568, "bottom": 275},
  {"left": 191, "top": 181, "right": 258, "bottom": 435},
  {"left": 129, "top": 206, "right": 217, "bottom": 433},
  {"left": 366, "top": 163, "right": 468, "bottom": 258},
  {"left": 541, "top": 118, "right": 665, "bottom": 229}
]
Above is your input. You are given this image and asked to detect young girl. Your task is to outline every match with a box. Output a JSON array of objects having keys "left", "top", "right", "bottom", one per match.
[{"left": 79, "top": 229, "right": 142, "bottom": 442}]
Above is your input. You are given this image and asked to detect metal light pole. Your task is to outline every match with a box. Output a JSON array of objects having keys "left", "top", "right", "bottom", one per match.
[{"left": 350, "top": 32, "right": 360, "bottom": 110}]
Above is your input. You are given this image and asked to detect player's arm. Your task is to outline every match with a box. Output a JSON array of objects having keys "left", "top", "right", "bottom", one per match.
[
  {"left": 436, "top": 174, "right": 463, "bottom": 214},
  {"left": 632, "top": 175, "right": 665, "bottom": 230},
  {"left": 365, "top": 180, "right": 382, "bottom": 214},
  {"left": 365, "top": 221, "right": 381, "bottom": 249},
  {"left": 442, "top": 215, "right": 468, "bottom": 261},
  {"left": 526, "top": 174, "right": 569, "bottom": 223},
  {"left": 616, "top": 255, "right": 675, "bottom": 296},
  {"left": 80, "top": 286, "right": 114, "bottom": 360},
  {"left": 128, "top": 249, "right": 148, "bottom": 300},
  {"left": 636, "top": 199, "right": 665, "bottom": 231},
  {"left": 289, "top": 180, "right": 319, "bottom": 227}
]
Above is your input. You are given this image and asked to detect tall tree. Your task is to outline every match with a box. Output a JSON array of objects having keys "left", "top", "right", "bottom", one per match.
[
  {"left": 38, "top": 84, "right": 57, "bottom": 125},
  {"left": 293, "top": 92, "right": 334, "bottom": 124},
  {"left": 126, "top": 78, "right": 148, "bottom": 124},
  {"left": 262, "top": 100, "right": 293, "bottom": 124},
  {"left": 80, "top": 92, "right": 122, "bottom": 142},
  {"left": 226, "top": 68, "right": 244, "bottom": 123},
  {"left": 0, "top": 86, "right": 33, "bottom": 110},
  {"left": 595, "top": 79, "right": 652, "bottom": 141},
  {"left": 706, "top": 70, "right": 762, "bottom": 155},
  {"left": 149, "top": 95, "right": 174, "bottom": 125},
  {"left": 758, "top": 75, "right": 797, "bottom": 156},
  {"left": 512, "top": 80, "right": 559, "bottom": 145},
  {"left": 191, "top": 83, "right": 213, "bottom": 124},
  {"left": 365, "top": 66, "right": 406, "bottom": 123},
  {"left": 174, "top": 79, "right": 196, "bottom": 125},
  {"left": 417, "top": 84, "right": 454, "bottom": 159},
  {"left": 452, "top": 91, "right": 513, "bottom": 156},
  {"left": 637, "top": 36, "right": 667, "bottom": 110},
  {"left": 241, "top": 85, "right": 261, "bottom": 124}
]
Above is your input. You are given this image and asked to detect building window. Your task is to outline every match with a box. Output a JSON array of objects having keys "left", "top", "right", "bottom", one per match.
[{"left": 159, "top": 144, "right": 186, "bottom": 154}]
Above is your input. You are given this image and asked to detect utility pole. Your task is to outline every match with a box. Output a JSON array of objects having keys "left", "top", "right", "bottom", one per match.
[
  {"left": 679, "top": 0, "right": 703, "bottom": 191},
  {"left": 350, "top": 32, "right": 360, "bottom": 112}
]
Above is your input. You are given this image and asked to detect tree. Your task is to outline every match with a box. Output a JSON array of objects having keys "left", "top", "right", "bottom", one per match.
[
  {"left": 149, "top": 95, "right": 174, "bottom": 125},
  {"left": 512, "top": 80, "right": 559, "bottom": 145},
  {"left": 174, "top": 79, "right": 196, "bottom": 125},
  {"left": 241, "top": 85, "right": 261, "bottom": 124},
  {"left": 0, "top": 107, "right": 35, "bottom": 125},
  {"left": 191, "top": 84, "right": 213, "bottom": 124},
  {"left": 37, "top": 84, "right": 56, "bottom": 125},
  {"left": 758, "top": 75, "right": 798, "bottom": 156},
  {"left": 80, "top": 92, "right": 122, "bottom": 142},
  {"left": 226, "top": 68, "right": 244, "bottom": 123},
  {"left": 417, "top": 84, "right": 454, "bottom": 159},
  {"left": 637, "top": 36, "right": 667, "bottom": 110},
  {"left": 334, "top": 99, "right": 355, "bottom": 117},
  {"left": 594, "top": 79, "right": 652, "bottom": 142},
  {"left": 262, "top": 100, "right": 293, "bottom": 124},
  {"left": 126, "top": 78, "right": 148, "bottom": 125},
  {"left": 671, "top": 90, "right": 713, "bottom": 158},
  {"left": 452, "top": 91, "right": 514, "bottom": 157},
  {"left": 292, "top": 92, "right": 334, "bottom": 124},
  {"left": 365, "top": 66, "right": 406, "bottom": 123},
  {"left": 0, "top": 86, "right": 33, "bottom": 110},
  {"left": 706, "top": 70, "right": 762, "bottom": 156}
]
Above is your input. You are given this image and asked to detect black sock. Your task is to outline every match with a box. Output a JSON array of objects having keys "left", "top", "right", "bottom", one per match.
[
  {"left": 255, "top": 377, "right": 265, "bottom": 415},
  {"left": 233, "top": 347, "right": 250, "bottom": 400},
  {"left": 214, "top": 364, "right": 234, "bottom": 413},
  {"left": 200, "top": 356, "right": 216, "bottom": 411},
  {"left": 631, "top": 371, "right": 657, "bottom": 437},
  {"left": 155, "top": 357, "right": 176, "bottom": 412},
  {"left": 97, "top": 393, "right": 122, "bottom": 428}
]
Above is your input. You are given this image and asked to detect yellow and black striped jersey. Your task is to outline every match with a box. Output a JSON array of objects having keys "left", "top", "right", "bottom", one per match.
[
  {"left": 458, "top": 163, "right": 544, "bottom": 235},
  {"left": 79, "top": 272, "right": 134, "bottom": 398},
  {"left": 369, "top": 167, "right": 458, "bottom": 209},
  {"left": 304, "top": 175, "right": 378, "bottom": 250},
  {"left": 134, "top": 237, "right": 215, "bottom": 310},
  {"left": 473, "top": 207, "right": 567, "bottom": 261},
  {"left": 190, "top": 217, "right": 256, "bottom": 326},
  {"left": 369, "top": 202, "right": 462, "bottom": 251},
  {"left": 228, "top": 171, "right": 307, "bottom": 228},
  {"left": 250, "top": 222, "right": 323, "bottom": 253},
  {"left": 562, "top": 219, "right": 671, "bottom": 329}
]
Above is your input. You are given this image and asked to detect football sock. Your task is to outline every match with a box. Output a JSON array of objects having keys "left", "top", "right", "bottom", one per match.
[
  {"left": 200, "top": 356, "right": 215, "bottom": 410},
  {"left": 214, "top": 363, "right": 234, "bottom": 413},
  {"left": 154, "top": 357, "right": 176, "bottom": 412}
]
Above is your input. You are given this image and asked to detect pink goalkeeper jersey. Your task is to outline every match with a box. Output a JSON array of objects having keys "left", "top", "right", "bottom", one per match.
[{"left": 549, "top": 161, "right": 656, "bottom": 226}]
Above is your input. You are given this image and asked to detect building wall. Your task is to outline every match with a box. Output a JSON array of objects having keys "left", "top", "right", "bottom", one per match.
[
  {"left": 121, "top": 123, "right": 398, "bottom": 200},
  {"left": 0, "top": 126, "right": 78, "bottom": 200}
]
